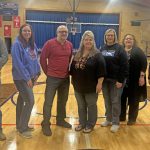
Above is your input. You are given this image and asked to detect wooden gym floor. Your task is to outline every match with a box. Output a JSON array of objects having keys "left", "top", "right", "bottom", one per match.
[{"left": 0, "top": 56, "right": 150, "bottom": 150}]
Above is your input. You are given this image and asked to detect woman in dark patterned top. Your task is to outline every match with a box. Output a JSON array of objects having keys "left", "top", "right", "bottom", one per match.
[
  {"left": 120, "top": 34, "right": 147, "bottom": 125},
  {"left": 70, "top": 31, "right": 106, "bottom": 133}
]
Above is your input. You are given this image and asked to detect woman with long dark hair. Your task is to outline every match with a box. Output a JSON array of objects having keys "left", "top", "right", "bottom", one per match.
[{"left": 11, "top": 24, "right": 41, "bottom": 138}]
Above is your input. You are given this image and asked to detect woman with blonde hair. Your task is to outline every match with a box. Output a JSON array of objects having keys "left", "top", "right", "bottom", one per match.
[
  {"left": 100, "top": 28, "right": 128, "bottom": 133},
  {"left": 70, "top": 30, "right": 106, "bottom": 133}
]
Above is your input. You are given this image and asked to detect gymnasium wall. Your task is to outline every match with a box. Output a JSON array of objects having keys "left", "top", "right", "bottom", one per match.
[{"left": 0, "top": 0, "right": 150, "bottom": 50}]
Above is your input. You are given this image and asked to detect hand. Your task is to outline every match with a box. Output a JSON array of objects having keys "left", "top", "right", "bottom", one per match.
[
  {"left": 27, "top": 79, "right": 33, "bottom": 88},
  {"left": 96, "top": 83, "right": 102, "bottom": 93},
  {"left": 33, "top": 75, "right": 39, "bottom": 85},
  {"left": 139, "top": 76, "right": 145, "bottom": 86},
  {"left": 116, "top": 82, "right": 122, "bottom": 88}
]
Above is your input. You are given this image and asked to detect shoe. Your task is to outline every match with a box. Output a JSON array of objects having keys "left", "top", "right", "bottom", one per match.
[
  {"left": 19, "top": 131, "right": 32, "bottom": 139},
  {"left": 41, "top": 122, "right": 52, "bottom": 136},
  {"left": 56, "top": 120, "right": 72, "bottom": 128},
  {"left": 0, "top": 129, "right": 6, "bottom": 141},
  {"left": 75, "top": 125, "right": 85, "bottom": 131},
  {"left": 83, "top": 126, "right": 93, "bottom": 134},
  {"left": 110, "top": 125, "right": 119, "bottom": 133},
  {"left": 27, "top": 126, "right": 34, "bottom": 132},
  {"left": 120, "top": 118, "right": 126, "bottom": 121},
  {"left": 101, "top": 121, "right": 111, "bottom": 127},
  {"left": 127, "top": 121, "right": 136, "bottom": 126},
  {"left": 16, "top": 126, "right": 34, "bottom": 132}
]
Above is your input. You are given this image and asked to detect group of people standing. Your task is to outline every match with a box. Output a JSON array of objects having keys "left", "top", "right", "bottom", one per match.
[{"left": 0, "top": 23, "right": 149, "bottom": 140}]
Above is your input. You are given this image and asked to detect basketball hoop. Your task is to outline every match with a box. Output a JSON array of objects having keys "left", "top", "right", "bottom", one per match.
[
  {"left": 71, "top": 27, "right": 76, "bottom": 35},
  {"left": 66, "top": 0, "right": 81, "bottom": 35}
]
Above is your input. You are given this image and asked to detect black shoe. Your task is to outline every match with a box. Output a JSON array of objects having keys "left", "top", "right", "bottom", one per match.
[
  {"left": 56, "top": 120, "right": 72, "bottom": 128},
  {"left": 120, "top": 118, "right": 126, "bottom": 121},
  {"left": 127, "top": 121, "right": 136, "bottom": 126},
  {"left": 41, "top": 122, "right": 52, "bottom": 136}
]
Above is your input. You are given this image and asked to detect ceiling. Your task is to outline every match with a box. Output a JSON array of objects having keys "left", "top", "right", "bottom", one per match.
[
  {"left": 127, "top": 0, "right": 150, "bottom": 7},
  {"left": 74, "top": 0, "right": 150, "bottom": 8}
]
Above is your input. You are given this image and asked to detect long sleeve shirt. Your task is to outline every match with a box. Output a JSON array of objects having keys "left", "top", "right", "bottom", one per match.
[
  {"left": 100, "top": 43, "right": 128, "bottom": 83},
  {"left": 0, "top": 38, "right": 8, "bottom": 70},
  {"left": 11, "top": 37, "right": 41, "bottom": 81}
]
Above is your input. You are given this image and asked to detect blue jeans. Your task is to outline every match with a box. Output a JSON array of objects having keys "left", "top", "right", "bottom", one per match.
[
  {"left": 75, "top": 91, "right": 98, "bottom": 128},
  {"left": 42, "top": 76, "right": 70, "bottom": 125},
  {"left": 14, "top": 80, "right": 34, "bottom": 132},
  {"left": 102, "top": 79, "right": 123, "bottom": 125}
]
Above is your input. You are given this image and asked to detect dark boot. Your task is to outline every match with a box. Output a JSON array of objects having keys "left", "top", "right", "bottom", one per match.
[
  {"left": 41, "top": 121, "right": 52, "bottom": 136},
  {"left": 56, "top": 120, "right": 72, "bottom": 128}
]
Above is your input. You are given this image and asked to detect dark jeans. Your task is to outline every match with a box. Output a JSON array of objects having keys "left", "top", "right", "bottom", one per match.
[
  {"left": 0, "top": 110, "right": 2, "bottom": 129},
  {"left": 102, "top": 79, "right": 123, "bottom": 125},
  {"left": 42, "top": 76, "right": 70, "bottom": 125},
  {"left": 14, "top": 80, "right": 34, "bottom": 132},
  {"left": 120, "top": 86, "right": 139, "bottom": 122},
  {"left": 75, "top": 91, "right": 98, "bottom": 128}
]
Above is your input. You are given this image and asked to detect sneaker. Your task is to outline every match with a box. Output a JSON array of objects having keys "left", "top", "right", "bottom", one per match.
[
  {"left": 56, "top": 120, "right": 72, "bottom": 128},
  {"left": 75, "top": 125, "right": 85, "bottom": 131},
  {"left": 0, "top": 129, "right": 6, "bottom": 141},
  {"left": 16, "top": 126, "right": 34, "bottom": 132},
  {"left": 101, "top": 121, "right": 111, "bottom": 127},
  {"left": 19, "top": 131, "right": 32, "bottom": 139},
  {"left": 110, "top": 125, "right": 119, "bottom": 133},
  {"left": 127, "top": 121, "right": 136, "bottom": 126}
]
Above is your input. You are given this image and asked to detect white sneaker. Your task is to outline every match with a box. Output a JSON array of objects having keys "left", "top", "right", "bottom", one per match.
[
  {"left": 101, "top": 121, "right": 111, "bottom": 127},
  {"left": 110, "top": 125, "right": 119, "bottom": 133}
]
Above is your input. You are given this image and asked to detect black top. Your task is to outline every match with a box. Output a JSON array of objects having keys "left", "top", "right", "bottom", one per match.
[
  {"left": 148, "top": 63, "right": 150, "bottom": 80},
  {"left": 100, "top": 43, "right": 128, "bottom": 83},
  {"left": 70, "top": 52, "right": 106, "bottom": 93},
  {"left": 127, "top": 46, "right": 147, "bottom": 101}
]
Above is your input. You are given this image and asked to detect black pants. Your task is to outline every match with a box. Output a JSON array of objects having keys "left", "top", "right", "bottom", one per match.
[
  {"left": 0, "top": 110, "right": 2, "bottom": 129},
  {"left": 120, "top": 86, "right": 139, "bottom": 122}
]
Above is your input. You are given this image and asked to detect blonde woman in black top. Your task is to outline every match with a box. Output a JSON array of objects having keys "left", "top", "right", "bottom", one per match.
[
  {"left": 100, "top": 29, "right": 128, "bottom": 133},
  {"left": 70, "top": 30, "right": 106, "bottom": 133}
]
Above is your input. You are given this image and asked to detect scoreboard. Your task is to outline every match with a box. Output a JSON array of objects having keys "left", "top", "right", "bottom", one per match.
[{"left": 0, "top": 2, "right": 18, "bottom": 16}]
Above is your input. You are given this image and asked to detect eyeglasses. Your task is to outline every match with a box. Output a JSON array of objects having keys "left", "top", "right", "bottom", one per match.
[
  {"left": 58, "top": 31, "right": 68, "bottom": 34},
  {"left": 22, "top": 30, "right": 31, "bottom": 33},
  {"left": 125, "top": 38, "right": 133, "bottom": 40},
  {"left": 106, "top": 34, "right": 114, "bottom": 37}
]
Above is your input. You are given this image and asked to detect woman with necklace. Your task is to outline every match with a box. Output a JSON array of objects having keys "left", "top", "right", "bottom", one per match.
[
  {"left": 70, "top": 31, "right": 106, "bottom": 133},
  {"left": 120, "top": 34, "right": 147, "bottom": 125}
]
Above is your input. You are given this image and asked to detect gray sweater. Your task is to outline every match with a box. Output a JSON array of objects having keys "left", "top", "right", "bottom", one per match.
[{"left": 0, "top": 38, "right": 8, "bottom": 70}]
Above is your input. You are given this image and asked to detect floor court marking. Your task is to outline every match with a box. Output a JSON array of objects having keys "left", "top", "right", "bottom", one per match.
[{"left": 2, "top": 123, "right": 150, "bottom": 126}]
